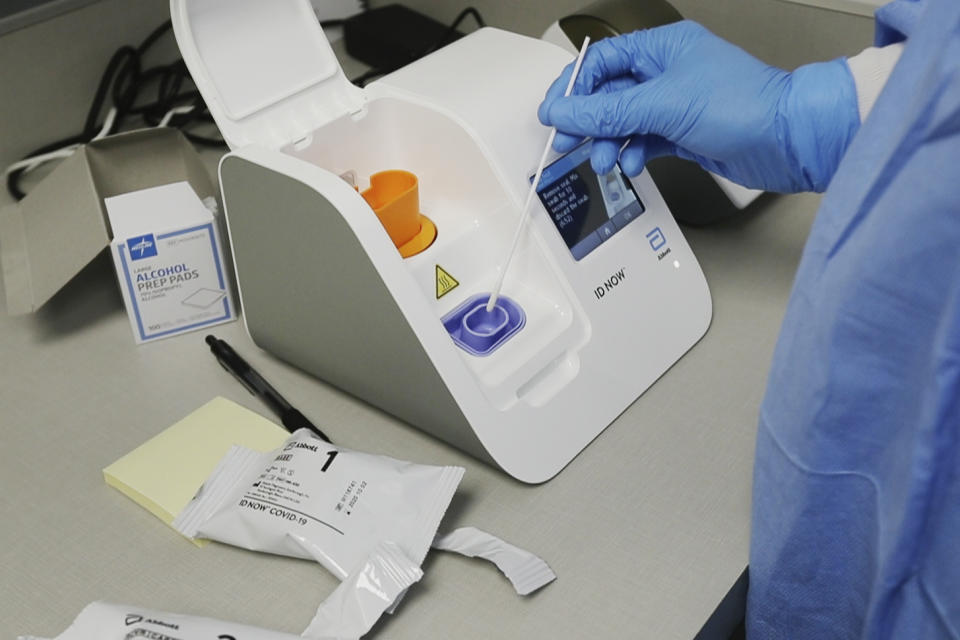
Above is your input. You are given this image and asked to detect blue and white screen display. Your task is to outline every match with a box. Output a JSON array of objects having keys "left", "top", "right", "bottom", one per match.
[{"left": 534, "top": 141, "right": 645, "bottom": 261}]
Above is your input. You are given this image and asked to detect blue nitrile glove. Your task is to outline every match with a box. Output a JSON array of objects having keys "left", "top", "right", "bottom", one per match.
[{"left": 538, "top": 21, "right": 861, "bottom": 193}]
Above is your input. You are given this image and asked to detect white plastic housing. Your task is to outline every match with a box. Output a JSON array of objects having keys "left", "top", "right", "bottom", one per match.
[{"left": 172, "top": 0, "right": 713, "bottom": 482}]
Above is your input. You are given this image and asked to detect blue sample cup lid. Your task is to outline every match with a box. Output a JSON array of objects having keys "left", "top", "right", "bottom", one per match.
[{"left": 442, "top": 294, "right": 525, "bottom": 356}]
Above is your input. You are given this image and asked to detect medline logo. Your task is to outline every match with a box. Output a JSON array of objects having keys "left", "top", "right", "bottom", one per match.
[{"left": 128, "top": 234, "right": 158, "bottom": 260}]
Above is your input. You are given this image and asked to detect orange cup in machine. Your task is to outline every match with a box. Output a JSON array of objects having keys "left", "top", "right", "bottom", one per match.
[{"left": 360, "top": 170, "right": 436, "bottom": 258}]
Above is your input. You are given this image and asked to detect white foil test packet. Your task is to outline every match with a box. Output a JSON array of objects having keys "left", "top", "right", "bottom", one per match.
[
  {"left": 432, "top": 527, "right": 557, "bottom": 595},
  {"left": 303, "top": 540, "right": 422, "bottom": 638},
  {"left": 19, "top": 543, "right": 422, "bottom": 640},
  {"left": 19, "top": 601, "right": 307, "bottom": 640},
  {"left": 174, "top": 429, "right": 464, "bottom": 580}
]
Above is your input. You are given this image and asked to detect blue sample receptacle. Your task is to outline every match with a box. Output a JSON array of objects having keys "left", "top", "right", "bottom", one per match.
[{"left": 443, "top": 294, "right": 526, "bottom": 356}]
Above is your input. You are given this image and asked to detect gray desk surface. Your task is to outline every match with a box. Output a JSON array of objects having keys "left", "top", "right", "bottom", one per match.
[
  {"left": 0, "top": 4, "right": 825, "bottom": 637},
  {"left": 0, "top": 169, "right": 821, "bottom": 638}
]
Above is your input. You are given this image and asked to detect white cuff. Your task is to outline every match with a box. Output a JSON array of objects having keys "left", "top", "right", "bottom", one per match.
[{"left": 845, "top": 42, "right": 905, "bottom": 122}]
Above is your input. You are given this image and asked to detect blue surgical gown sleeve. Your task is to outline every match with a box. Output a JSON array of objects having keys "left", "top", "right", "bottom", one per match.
[
  {"left": 746, "top": 0, "right": 960, "bottom": 637},
  {"left": 874, "top": 0, "right": 926, "bottom": 44}
]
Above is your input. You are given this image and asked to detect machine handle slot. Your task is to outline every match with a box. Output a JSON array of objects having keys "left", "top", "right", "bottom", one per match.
[{"left": 516, "top": 353, "right": 580, "bottom": 407}]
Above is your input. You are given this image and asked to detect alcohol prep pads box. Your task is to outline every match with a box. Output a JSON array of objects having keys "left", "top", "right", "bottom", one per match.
[{"left": 105, "top": 182, "right": 235, "bottom": 343}]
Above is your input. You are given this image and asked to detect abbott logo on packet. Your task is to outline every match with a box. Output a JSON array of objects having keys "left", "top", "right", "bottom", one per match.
[{"left": 105, "top": 182, "right": 235, "bottom": 344}]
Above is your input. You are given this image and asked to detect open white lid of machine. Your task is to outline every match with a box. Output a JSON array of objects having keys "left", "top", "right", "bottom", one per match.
[{"left": 170, "top": 0, "right": 365, "bottom": 150}]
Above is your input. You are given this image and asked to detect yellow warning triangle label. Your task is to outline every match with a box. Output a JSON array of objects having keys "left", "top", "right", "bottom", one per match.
[{"left": 435, "top": 264, "right": 460, "bottom": 299}]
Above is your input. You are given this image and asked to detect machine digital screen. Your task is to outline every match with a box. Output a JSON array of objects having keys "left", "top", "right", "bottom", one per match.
[{"left": 533, "top": 141, "right": 645, "bottom": 261}]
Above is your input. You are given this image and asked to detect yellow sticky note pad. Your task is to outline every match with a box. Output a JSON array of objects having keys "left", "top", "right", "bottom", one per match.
[{"left": 104, "top": 396, "right": 287, "bottom": 545}]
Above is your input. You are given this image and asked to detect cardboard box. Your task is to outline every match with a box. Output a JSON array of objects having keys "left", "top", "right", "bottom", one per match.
[
  {"left": 0, "top": 128, "right": 233, "bottom": 319},
  {"left": 105, "top": 181, "right": 235, "bottom": 343}
]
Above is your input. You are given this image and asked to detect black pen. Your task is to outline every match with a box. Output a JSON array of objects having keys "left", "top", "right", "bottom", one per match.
[{"left": 205, "top": 335, "right": 331, "bottom": 443}]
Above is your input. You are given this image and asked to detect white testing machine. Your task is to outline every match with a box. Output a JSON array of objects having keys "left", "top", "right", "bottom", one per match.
[{"left": 171, "top": 0, "right": 712, "bottom": 483}]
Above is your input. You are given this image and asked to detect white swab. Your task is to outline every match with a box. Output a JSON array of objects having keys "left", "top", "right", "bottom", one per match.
[{"left": 486, "top": 36, "right": 591, "bottom": 313}]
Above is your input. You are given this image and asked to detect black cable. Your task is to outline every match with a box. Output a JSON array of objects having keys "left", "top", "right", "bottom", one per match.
[
  {"left": 138, "top": 19, "right": 174, "bottom": 53},
  {"left": 7, "top": 19, "right": 225, "bottom": 201},
  {"left": 350, "top": 6, "right": 485, "bottom": 87},
  {"left": 455, "top": 7, "right": 485, "bottom": 27},
  {"left": 423, "top": 7, "right": 485, "bottom": 56},
  {"left": 11, "top": 5, "right": 473, "bottom": 199},
  {"left": 6, "top": 133, "right": 89, "bottom": 201},
  {"left": 82, "top": 46, "right": 137, "bottom": 138}
]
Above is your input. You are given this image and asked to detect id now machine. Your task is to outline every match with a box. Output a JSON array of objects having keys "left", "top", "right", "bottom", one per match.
[{"left": 171, "top": 0, "right": 712, "bottom": 483}]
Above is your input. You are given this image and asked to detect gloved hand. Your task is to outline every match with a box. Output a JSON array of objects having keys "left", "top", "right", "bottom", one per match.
[{"left": 538, "top": 21, "right": 860, "bottom": 193}]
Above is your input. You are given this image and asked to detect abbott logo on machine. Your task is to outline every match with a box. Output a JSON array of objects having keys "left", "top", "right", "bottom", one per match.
[
  {"left": 646, "top": 227, "right": 673, "bottom": 261},
  {"left": 646, "top": 227, "right": 666, "bottom": 251},
  {"left": 128, "top": 234, "right": 158, "bottom": 260}
]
